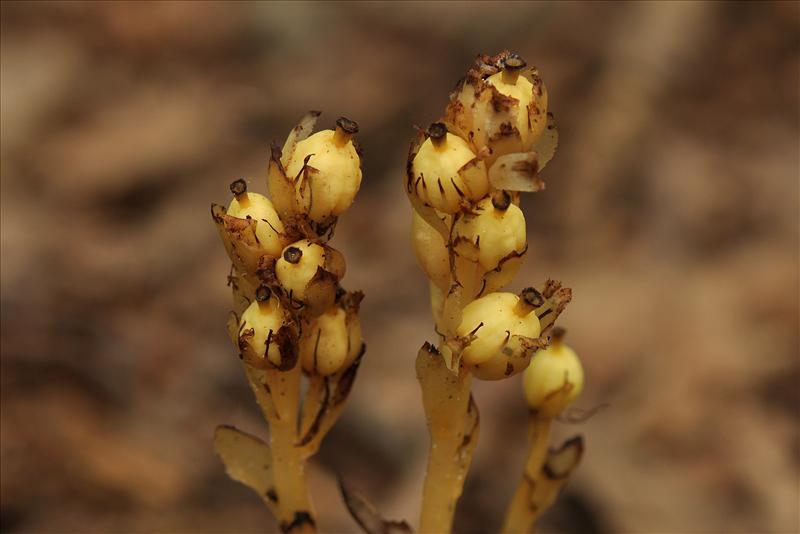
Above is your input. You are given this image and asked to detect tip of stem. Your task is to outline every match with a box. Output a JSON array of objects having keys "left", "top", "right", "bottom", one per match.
[
  {"left": 283, "top": 246, "right": 303, "bottom": 264},
  {"left": 503, "top": 54, "right": 526, "bottom": 71},
  {"left": 229, "top": 178, "right": 247, "bottom": 196},
  {"left": 334, "top": 117, "right": 359, "bottom": 147},
  {"left": 427, "top": 122, "right": 448, "bottom": 147},
  {"left": 255, "top": 285, "right": 271, "bottom": 302},
  {"left": 491, "top": 190, "right": 512, "bottom": 211},
  {"left": 521, "top": 287, "right": 545, "bottom": 308},
  {"left": 500, "top": 54, "right": 526, "bottom": 84},
  {"left": 336, "top": 117, "right": 359, "bottom": 134}
]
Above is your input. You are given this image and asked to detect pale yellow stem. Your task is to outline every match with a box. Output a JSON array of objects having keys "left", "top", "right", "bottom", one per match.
[
  {"left": 500, "top": 414, "right": 553, "bottom": 534},
  {"left": 417, "top": 345, "right": 479, "bottom": 533},
  {"left": 528, "top": 476, "right": 566, "bottom": 527},
  {"left": 270, "top": 422, "right": 314, "bottom": 533},
  {"left": 245, "top": 363, "right": 316, "bottom": 533},
  {"left": 419, "top": 428, "right": 469, "bottom": 533}
]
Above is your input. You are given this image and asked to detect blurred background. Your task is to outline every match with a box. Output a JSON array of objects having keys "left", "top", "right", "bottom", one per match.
[{"left": 1, "top": 1, "right": 798, "bottom": 533}]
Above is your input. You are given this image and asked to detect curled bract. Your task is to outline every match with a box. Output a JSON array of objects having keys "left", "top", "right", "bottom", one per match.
[{"left": 543, "top": 435, "right": 584, "bottom": 480}]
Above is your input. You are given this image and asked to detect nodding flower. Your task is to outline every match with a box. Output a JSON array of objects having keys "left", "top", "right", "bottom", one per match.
[
  {"left": 444, "top": 51, "right": 550, "bottom": 167},
  {"left": 300, "top": 296, "right": 363, "bottom": 376},
  {"left": 238, "top": 285, "right": 288, "bottom": 367},
  {"left": 455, "top": 290, "right": 543, "bottom": 380},
  {"left": 213, "top": 111, "right": 367, "bottom": 531},
  {"left": 523, "top": 327, "right": 585, "bottom": 417},
  {"left": 408, "top": 122, "right": 489, "bottom": 214},
  {"left": 269, "top": 113, "right": 362, "bottom": 234},
  {"left": 452, "top": 193, "right": 527, "bottom": 275},
  {"left": 225, "top": 179, "right": 289, "bottom": 258},
  {"left": 275, "top": 239, "right": 346, "bottom": 317}
]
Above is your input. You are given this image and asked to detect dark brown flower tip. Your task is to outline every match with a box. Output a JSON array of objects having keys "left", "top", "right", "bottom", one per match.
[
  {"left": 422, "top": 341, "right": 441, "bottom": 356},
  {"left": 336, "top": 117, "right": 359, "bottom": 134},
  {"left": 335, "top": 285, "right": 347, "bottom": 302},
  {"left": 229, "top": 178, "right": 247, "bottom": 196},
  {"left": 551, "top": 326, "right": 566, "bottom": 342},
  {"left": 283, "top": 246, "right": 303, "bottom": 264},
  {"left": 503, "top": 54, "right": 527, "bottom": 71},
  {"left": 255, "top": 285, "right": 272, "bottom": 302},
  {"left": 427, "top": 122, "right": 448, "bottom": 146},
  {"left": 334, "top": 117, "right": 359, "bottom": 147},
  {"left": 491, "top": 190, "right": 512, "bottom": 211},
  {"left": 521, "top": 287, "right": 545, "bottom": 308}
]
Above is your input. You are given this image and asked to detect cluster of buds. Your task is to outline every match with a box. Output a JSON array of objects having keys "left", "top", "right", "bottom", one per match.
[
  {"left": 212, "top": 112, "right": 365, "bottom": 532},
  {"left": 407, "top": 51, "right": 570, "bottom": 380},
  {"left": 213, "top": 112, "right": 364, "bottom": 373}
]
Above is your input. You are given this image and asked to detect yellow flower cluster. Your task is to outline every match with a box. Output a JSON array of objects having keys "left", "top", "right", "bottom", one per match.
[
  {"left": 212, "top": 112, "right": 366, "bottom": 532},
  {"left": 406, "top": 51, "right": 573, "bottom": 383},
  {"left": 213, "top": 113, "right": 363, "bottom": 375},
  {"left": 209, "top": 52, "right": 588, "bottom": 534}
]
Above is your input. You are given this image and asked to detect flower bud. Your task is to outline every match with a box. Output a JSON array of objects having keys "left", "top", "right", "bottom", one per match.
[
  {"left": 485, "top": 55, "right": 545, "bottom": 148},
  {"left": 411, "top": 210, "right": 451, "bottom": 291},
  {"left": 408, "top": 123, "right": 488, "bottom": 214},
  {"left": 444, "top": 51, "right": 549, "bottom": 166},
  {"left": 523, "top": 328, "right": 584, "bottom": 417},
  {"left": 453, "top": 192, "right": 526, "bottom": 274},
  {"left": 269, "top": 113, "right": 362, "bottom": 229},
  {"left": 226, "top": 179, "right": 289, "bottom": 258},
  {"left": 238, "top": 286, "right": 290, "bottom": 368},
  {"left": 456, "top": 291, "right": 541, "bottom": 380},
  {"left": 275, "top": 239, "right": 345, "bottom": 316},
  {"left": 300, "top": 302, "right": 362, "bottom": 376}
]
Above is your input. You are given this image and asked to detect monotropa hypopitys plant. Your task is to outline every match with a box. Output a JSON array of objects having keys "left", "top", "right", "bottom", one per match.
[
  {"left": 211, "top": 52, "right": 587, "bottom": 534},
  {"left": 406, "top": 51, "right": 586, "bottom": 534},
  {"left": 212, "top": 113, "right": 365, "bottom": 533}
]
